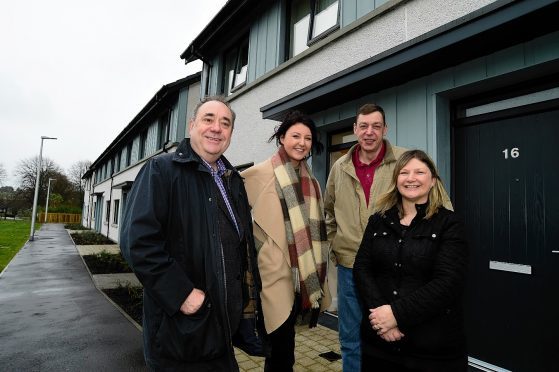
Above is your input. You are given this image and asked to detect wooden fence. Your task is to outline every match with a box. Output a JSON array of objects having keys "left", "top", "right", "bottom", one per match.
[{"left": 38, "top": 213, "right": 82, "bottom": 224}]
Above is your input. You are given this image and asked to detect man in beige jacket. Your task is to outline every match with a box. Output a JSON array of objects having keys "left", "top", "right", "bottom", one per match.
[{"left": 323, "top": 103, "right": 406, "bottom": 371}]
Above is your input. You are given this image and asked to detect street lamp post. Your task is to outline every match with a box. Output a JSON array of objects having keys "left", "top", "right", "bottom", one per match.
[
  {"left": 44, "top": 178, "right": 56, "bottom": 223},
  {"left": 30, "top": 136, "right": 57, "bottom": 241}
]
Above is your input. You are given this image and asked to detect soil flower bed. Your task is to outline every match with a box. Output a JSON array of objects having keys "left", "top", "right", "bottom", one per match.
[
  {"left": 82, "top": 250, "right": 133, "bottom": 274},
  {"left": 104, "top": 284, "right": 143, "bottom": 325},
  {"left": 71, "top": 231, "right": 114, "bottom": 245}
]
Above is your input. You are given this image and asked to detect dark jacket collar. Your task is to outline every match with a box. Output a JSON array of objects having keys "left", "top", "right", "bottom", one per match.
[{"left": 386, "top": 201, "right": 429, "bottom": 224}]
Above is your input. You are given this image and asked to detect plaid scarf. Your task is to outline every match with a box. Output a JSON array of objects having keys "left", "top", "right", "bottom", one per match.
[{"left": 271, "top": 146, "right": 328, "bottom": 311}]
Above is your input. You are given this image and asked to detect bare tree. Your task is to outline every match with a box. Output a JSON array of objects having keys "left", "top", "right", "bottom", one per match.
[
  {"left": 14, "top": 157, "right": 63, "bottom": 205},
  {"left": 67, "top": 160, "right": 92, "bottom": 193},
  {"left": 0, "top": 163, "right": 6, "bottom": 187}
]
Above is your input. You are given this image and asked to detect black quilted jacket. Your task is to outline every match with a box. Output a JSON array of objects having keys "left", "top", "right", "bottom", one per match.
[{"left": 354, "top": 203, "right": 468, "bottom": 365}]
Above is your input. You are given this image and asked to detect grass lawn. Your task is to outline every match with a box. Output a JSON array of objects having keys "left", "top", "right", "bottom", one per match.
[{"left": 0, "top": 220, "right": 39, "bottom": 272}]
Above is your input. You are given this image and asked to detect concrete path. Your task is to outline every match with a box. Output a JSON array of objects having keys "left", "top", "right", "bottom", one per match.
[{"left": 0, "top": 223, "right": 146, "bottom": 371}]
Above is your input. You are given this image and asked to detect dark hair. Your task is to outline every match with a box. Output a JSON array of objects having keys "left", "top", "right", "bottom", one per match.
[
  {"left": 268, "top": 110, "right": 324, "bottom": 155},
  {"left": 356, "top": 103, "right": 386, "bottom": 126},
  {"left": 191, "top": 95, "right": 236, "bottom": 127}
]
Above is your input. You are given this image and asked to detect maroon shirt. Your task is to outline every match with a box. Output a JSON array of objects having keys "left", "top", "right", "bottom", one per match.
[{"left": 352, "top": 142, "right": 386, "bottom": 207}]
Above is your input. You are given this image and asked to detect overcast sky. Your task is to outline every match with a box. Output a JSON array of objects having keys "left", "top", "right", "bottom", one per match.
[{"left": 0, "top": 0, "right": 227, "bottom": 187}]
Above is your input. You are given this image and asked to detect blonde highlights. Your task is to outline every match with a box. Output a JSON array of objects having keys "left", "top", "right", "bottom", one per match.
[{"left": 374, "top": 149, "right": 448, "bottom": 219}]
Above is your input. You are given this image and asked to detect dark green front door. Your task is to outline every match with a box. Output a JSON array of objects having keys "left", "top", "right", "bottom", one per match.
[{"left": 454, "top": 105, "right": 559, "bottom": 372}]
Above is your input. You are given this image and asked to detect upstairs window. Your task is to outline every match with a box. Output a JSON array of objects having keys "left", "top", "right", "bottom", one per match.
[
  {"left": 114, "top": 152, "right": 121, "bottom": 173},
  {"left": 110, "top": 158, "right": 115, "bottom": 176},
  {"left": 158, "top": 111, "right": 170, "bottom": 149},
  {"left": 139, "top": 129, "right": 148, "bottom": 159},
  {"left": 125, "top": 142, "right": 132, "bottom": 167},
  {"left": 223, "top": 37, "right": 249, "bottom": 95},
  {"left": 289, "top": 0, "right": 339, "bottom": 58}
]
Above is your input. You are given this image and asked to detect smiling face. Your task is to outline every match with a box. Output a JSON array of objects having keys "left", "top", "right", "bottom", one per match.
[
  {"left": 280, "top": 123, "right": 312, "bottom": 167},
  {"left": 397, "top": 158, "right": 436, "bottom": 204},
  {"left": 188, "top": 100, "right": 233, "bottom": 165},
  {"left": 354, "top": 111, "right": 388, "bottom": 159}
]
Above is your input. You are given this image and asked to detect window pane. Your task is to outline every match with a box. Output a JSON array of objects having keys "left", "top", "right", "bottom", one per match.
[
  {"left": 233, "top": 43, "right": 249, "bottom": 89},
  {"left": 330, "top": 129, "right": 356, "bottom": 145},
  {"left": 224, "top": 49, "right": 237, "bottom": 95},
  {"left": 105, "top": 201, "right": 110, "bottom": 223},
  {"left": 113, "top": 200, "right": 120, "bottom": 224},
  {"left": 312, "top": 0, "right": 338, "bottom": 38},
  {"left": 290, "top": 0, "right": 311, "bottom": 57},
  {"left": 126, "top": 143, "right": 132, "bottom": 166}
]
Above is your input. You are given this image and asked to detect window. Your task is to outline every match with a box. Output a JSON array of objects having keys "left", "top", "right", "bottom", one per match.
[
  {"left": 139, "top": 130, "right": 148, "bottom": 159},
  {"left": 289, "top": 0, "right": 339, "bottom": 58},
  {"left": 105, "top": 201, "right": 110, "bottom": 223},
  {"left": 328, "top": 128, "right": 356, "bottom": 170},
  {"left": 114, "top": 153, "right": 121, "bottom": 173},
  {"left": 112, "top": 200, "right": 120, "bottom": 225},
  {"left": 312, "top": 0, "right": 339, "bottom": 38},
  {"left": 122, "top": 192, "right": 128, "bottom": 226},
  {"left": 223, "top": 37, "right": 249, "bottom": 95},
  {"left": 158, "top": 111, "right": 170, "bottom": 149},
  {"left": 125, "top": 142, "right": 132, "bottom": 167}
]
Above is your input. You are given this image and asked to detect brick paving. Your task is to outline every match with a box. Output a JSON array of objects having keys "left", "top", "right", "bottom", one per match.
[{"left": 235, "top": 323, "right": 342, "bottom": 372}]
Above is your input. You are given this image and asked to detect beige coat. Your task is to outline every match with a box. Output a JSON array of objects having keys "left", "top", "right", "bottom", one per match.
[
  {"left": 242, "top": 159, "right": 331, "bottom": 333},
  {"left": 323, "top": 140, "right": 407, "bottom": 268}
]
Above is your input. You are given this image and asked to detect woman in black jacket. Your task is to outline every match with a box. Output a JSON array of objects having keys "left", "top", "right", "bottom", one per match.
[{"left": 354, "top": 149, "right": 468, "bottom": 372}]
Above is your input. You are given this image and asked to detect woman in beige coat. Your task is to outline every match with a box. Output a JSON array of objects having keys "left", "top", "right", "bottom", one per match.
[{"left": 242, "top": 111, "right": 331, "bottom": 372}]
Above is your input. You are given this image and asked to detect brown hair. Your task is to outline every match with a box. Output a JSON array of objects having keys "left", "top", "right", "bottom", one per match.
[{"left": 356, "top": 103, "right": 386, "bottom": 126}]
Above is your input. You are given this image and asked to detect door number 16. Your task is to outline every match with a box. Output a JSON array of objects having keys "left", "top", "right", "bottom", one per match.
[{"left": 502, "top": 148, "right": 520, "bottom": 159}]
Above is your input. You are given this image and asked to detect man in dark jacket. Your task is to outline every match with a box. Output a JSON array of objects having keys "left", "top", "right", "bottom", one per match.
[{"left": 120, "top": 96, "right": 264, "bottom": 371}]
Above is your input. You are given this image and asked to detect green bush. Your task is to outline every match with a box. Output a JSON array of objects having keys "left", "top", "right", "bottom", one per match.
[{"left": 71, "top": 231, "right": 114, "bottom": 245}]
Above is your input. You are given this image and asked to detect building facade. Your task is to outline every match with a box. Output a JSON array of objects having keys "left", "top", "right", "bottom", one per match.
[
  {"left": 180, "top": 1, "right": 559, "bottom": 371},
  {"left": 82, "top": 73, "right": 201, "bottom": 243}
]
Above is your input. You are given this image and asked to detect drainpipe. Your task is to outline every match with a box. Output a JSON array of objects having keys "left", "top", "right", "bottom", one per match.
[{"left": 107, "top": 175, "right": 113, "bottom": 239}]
